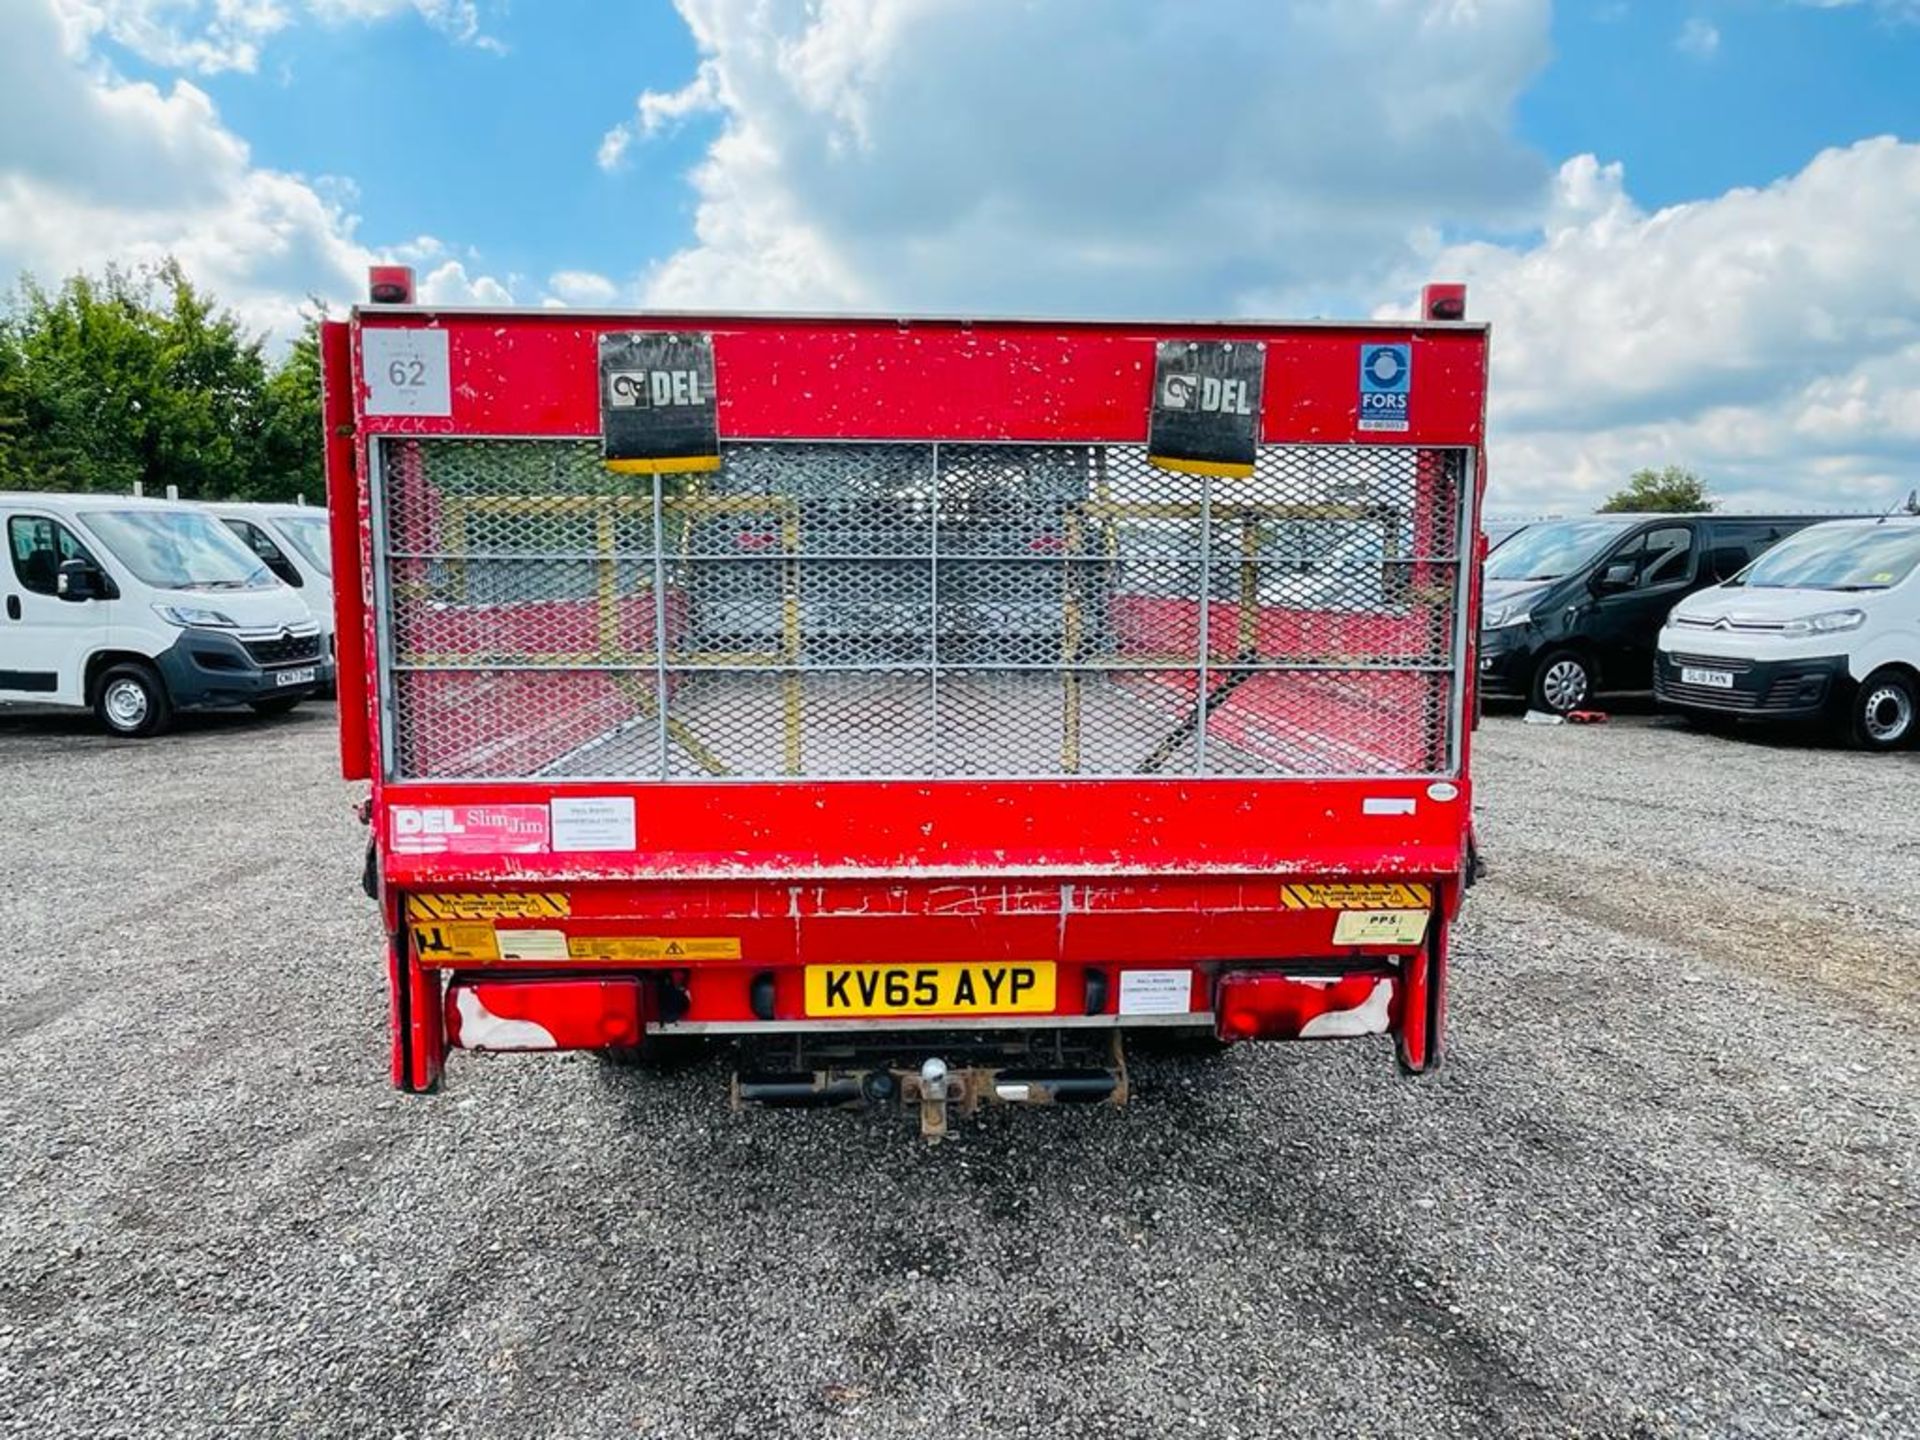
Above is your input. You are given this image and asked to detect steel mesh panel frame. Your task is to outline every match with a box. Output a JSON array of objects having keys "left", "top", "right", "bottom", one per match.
[{"left": 374, "top": 437, "right": 1469, "bottom": 781}]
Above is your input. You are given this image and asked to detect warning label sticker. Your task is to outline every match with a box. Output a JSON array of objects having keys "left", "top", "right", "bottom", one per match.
[
  {"left": 405, "top": 892, "right": 571, "bottom": 922},
  {"left": 565, "top": 937, "right": 742, "bottom": 961},
  {"left": 411, "top": 921, "right": 500, "bottom": 963},
  {"left": 1282, "top": 883, "right": 1432, "bottom": 911},
  {"left": 496, "top": 929, "right": 569, "bottom": 961}
]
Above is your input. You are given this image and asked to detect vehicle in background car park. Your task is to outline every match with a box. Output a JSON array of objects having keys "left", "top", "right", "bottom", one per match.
[
  {"left": 1656, "top": 517, "right": 1920, "bottom": 750},
  {"left": 208, "top": 501, "right": 335, "bottom": 684},
  {"left": 1478, "top": 512, "right": 1853, "bottom": 714},
  {"left": 0, "top": 493, "right": 332, "bottom": 737},
  {"left": 1483, "top": 518, "right": 1533, "bottom": 551}
]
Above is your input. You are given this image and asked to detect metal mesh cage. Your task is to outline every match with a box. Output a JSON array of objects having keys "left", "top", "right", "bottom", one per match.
[{"left": 377, "top": 438, "right": 1468, "bottom": 780}]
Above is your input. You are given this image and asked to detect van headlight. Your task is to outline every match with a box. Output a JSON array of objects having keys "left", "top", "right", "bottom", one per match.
[
  {"left": 1780, "top": 608, "right": 1865, "bottom": 637},
  {"left": 152, "top": 603, "right": 240, "bottom": 629},
  {"left": 1482, "top": 597, "right": 1534, "bottom": 630}
]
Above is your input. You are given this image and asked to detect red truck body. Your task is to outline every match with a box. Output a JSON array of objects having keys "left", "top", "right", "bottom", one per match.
[{"left": 323, "top": 291, "right": 1488, "bottom": 1116}]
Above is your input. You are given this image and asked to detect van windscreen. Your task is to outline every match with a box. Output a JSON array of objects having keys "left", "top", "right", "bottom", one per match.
[
  {"left": 1728, "top": 525, "right": 1920, "bottom": 591},
  {"left": 1483, "top": 519, "right": 1625, "bottom": 582},
  {"left": 81, "top": 510, "right": 276, "bottom": 591}
]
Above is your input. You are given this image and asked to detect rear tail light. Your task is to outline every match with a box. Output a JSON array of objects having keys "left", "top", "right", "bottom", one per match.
[
  {"left": 446, "top": 979, "right": 642, "bottom": 1052},
  {"left": 1215, "top": 971, "right": 1396, "bottom": 1042}
]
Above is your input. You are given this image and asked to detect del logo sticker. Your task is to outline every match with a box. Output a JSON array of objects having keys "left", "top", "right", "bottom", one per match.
[
  {"left": 389, "top": 805, "right": 550, "bottom": 856},
  {"left": 600, "top": 330, "right": 720, "bottom": 476},
  {"left": 1146, "top": 339, "right": 1265, "bottom": 478}
]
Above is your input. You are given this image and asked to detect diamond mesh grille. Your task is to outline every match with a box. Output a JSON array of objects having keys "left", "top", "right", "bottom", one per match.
[{"left": 377, "top": 439, "right": 1467, "bottom": 780}]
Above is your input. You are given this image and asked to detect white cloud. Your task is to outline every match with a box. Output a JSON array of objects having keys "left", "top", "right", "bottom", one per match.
[
  {"left": 599, "top": 59, "right": 723, "bottom": 170},
  {"left": 545, "top": 270, "right": 619, "bottom": 305},
  {"left": 614, "top": 1, "right": 1920, "bottom": 511},
  {"left": 1410, "top": 139, "right": 1920, "bottom": 511},
  {"left": 50, "top": 0, "right": 501, "bottom": 75},
  {"left": 0, "top": 0, "right": 511, "bottom": 341},
  {"left": 1795, "top": 0, "right": 1920, "bottom": 19},
  {"left": 631, "top": 0, "right": 1555, "bottom": 313},
  {"left": 1675, "top": 17, "right": 1720, "bottom": 57},
  {"left": 417, "top": 259, "right": 513, "bottom": 306}
]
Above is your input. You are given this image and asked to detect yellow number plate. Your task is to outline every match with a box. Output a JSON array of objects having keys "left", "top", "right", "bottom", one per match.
[{"left": 804, "top": 963, "right": 1056, "bottom": 1018}]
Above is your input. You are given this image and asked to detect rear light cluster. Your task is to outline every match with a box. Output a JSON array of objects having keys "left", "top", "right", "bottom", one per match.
[
  {"left": 1214, "top": 971, "right": 1396, "bottom": 1042},
  {"left": 447, "top": 979, "right": 641, "bottom": 1052}
]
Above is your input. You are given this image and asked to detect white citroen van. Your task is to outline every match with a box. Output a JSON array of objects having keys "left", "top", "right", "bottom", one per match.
[
  {"left": 1, "top": 493, "right": 333, "bottom": 737},
  {"left": 1655, "top": 516, "right": 1920, "bottom": 751},
  {"left": 205, "top": 501, "right": 335, "bottom": 671}
]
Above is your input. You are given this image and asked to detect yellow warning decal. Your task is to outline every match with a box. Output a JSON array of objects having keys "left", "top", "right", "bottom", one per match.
[
  {"left": 1333, "top": 910, "right": 1431, "bottom": 946},
  {"left": 405, "top": 892, "right": 570, "bottom": 922},
  {"left": 1282, "top": 882, "right": 1433, "bottom": 911},
  {"left": 566, "top": 936, "right": 742, "bottom": 961},
  {"left": 411, "top": 921, "right": 501, "bottom": 962}
]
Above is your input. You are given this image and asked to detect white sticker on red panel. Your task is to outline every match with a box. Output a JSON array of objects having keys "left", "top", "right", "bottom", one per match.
[
  {"left": 550, "top": 796, "right": 637, "bottom": 852},
  {"left": 1118, "top": 969, "right": 1194, "bottom": 1016},
  {"left": 363, "top": 328, "right": 451, "bottom": 417},
  {"left": 389, "top": 805, "right": 550, "bottom": 856}
]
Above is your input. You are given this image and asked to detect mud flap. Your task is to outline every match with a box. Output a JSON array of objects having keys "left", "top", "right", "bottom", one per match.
[
  {"left": 1395, "top": 917, "right": 1448, "bottom": 1076},
  {"left": 388, "top": 932, "right": 445, "bottom": 1093}
]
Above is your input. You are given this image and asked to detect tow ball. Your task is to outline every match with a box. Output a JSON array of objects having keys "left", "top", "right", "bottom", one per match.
[
  {"left": 912, "top": 1058, "right": 951, "bottom": 1141},
  {"left": 731, "top": 1034, "right": 1130, "bottom": 1141}
]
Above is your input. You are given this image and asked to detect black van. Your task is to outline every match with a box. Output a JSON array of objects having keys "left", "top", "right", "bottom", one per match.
[{"left": 1478, "top": 513, "right": 1848, "bottom": 713}]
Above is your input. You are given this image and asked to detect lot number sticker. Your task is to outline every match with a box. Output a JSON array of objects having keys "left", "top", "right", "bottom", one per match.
[{"left": 363, "top": 328, "right": 451, "bottom": 417}]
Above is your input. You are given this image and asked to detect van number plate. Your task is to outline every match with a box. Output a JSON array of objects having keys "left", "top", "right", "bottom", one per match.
[
  {"left": 804, "top": 963, "right": 1055, "bottom": 1017},
  {"left": 274, "top": 666, "right": 318, "bottom": 688},
  {"left": 1680, "top": 666, "right": 1734, "bottom": 689}
]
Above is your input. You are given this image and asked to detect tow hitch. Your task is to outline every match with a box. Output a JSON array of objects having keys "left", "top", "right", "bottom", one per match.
[{"left": 731, "top": 1030, "right": 1130, "bottom": 1141}]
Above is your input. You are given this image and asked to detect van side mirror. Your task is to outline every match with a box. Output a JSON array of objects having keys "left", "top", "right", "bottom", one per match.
[
  {"left": 1592, "top": 560, "right": 1635, "bottom": 595},
  {"left": 55, "top": 557, "right": 103, "bottom": 602}
]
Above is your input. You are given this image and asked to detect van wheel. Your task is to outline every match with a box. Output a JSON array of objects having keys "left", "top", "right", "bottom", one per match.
[
  {"left": 1848, "top": 668, "right": 1917, "bottom": 751},
  {"left": 250, "top": 695, "right": 302, "bottom": 717},
  {"left": 1531, "top": 649, "right": 1592, "bottom": 714},
  {"left": 94, "top": 662, "right": 172, "bottom": 738}
]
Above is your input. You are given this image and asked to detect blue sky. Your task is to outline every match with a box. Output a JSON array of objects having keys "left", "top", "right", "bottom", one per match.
[
  {"left": 2, "top": 0, "right": 1916, "bottom": 511},
  {"left": 1522, "top": 2, "right": 1919, "bottom": 208},
  {"left": 140, "top": 0, "right": 1920, "bottom": 298}
]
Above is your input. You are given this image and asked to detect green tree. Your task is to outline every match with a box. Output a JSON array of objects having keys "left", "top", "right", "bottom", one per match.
[
  {"left": 251, "top": 309, "right": 326, "bottom": 502},
  {"left": 1598, "top": 466, "right": 1715, "bottom": 514},
  {"left": 0, "top": 259, "right": 321, "bottom": 502}
]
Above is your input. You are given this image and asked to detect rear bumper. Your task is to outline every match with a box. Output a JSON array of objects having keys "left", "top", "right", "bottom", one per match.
[
  {"left": 385, "top": 873, "right": 1457, "bottom": 1090},
  {"left": 1654, "top": 650, "right": 1849, "bottom": 719}
]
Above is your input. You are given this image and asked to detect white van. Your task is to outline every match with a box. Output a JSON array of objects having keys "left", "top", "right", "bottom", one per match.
[
  {"left": 205, "top": 501, "right": 335, "bottom": 664},
  {"left": 1655, "top": 516, "right": 1920, "bottom": 750},
  {"left": 1, "top": 493, "right": 332, "bottom": 736}
]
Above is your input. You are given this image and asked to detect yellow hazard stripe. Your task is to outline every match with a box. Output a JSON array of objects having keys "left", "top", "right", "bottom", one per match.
[
  {"left": 1145, "top": 454, "right": 1255, "bottom": 479},
  {"left": 405, "top": 892, "right": 571, "bottom": 921},
  {"left": 604, "top": 454, "right": 723, "bottom": 475},
  {"left": 1281, "top": 883, "right": 1433, "bottom": 911}
]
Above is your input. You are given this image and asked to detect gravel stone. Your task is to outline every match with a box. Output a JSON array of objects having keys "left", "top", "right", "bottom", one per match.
[{"left": 0, "top": 701, "right": 1914, "bottom": 1438}]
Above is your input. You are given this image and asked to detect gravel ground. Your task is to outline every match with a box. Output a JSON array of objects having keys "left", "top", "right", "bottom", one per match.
[{"left": 0, "top": 701, "right": 1915, "bottom": 1439}]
